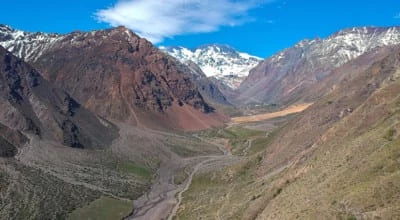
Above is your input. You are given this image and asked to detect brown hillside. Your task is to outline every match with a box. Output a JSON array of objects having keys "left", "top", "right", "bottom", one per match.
[{"left": 30, "top": 27, "right": 226, "bottom": 131}]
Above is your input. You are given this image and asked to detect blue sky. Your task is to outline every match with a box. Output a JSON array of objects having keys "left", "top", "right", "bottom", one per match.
[{"left": 1, "top": 0, "right": 399, "bottom": 58}]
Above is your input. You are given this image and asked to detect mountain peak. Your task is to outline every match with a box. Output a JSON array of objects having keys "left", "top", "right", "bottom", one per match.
[
  {"left": 333, "top": 26, "right": 400, "bottom": 36},
  {"left": 0, "top": 24, "right": 13, "bottom": 31},
  {"left": 115, "top": 25, "right": 128, "bottom": 30},
  {"left": 195, "top": 44, "right": 236, "bottom": 53},
  {"left": 160, "top": 44, "right": 262, "bottom": 89},
  {"left": 109, "top": 26, "right": 137, "bottom": 37},
  {"left": 335, "top": 26, "right": 375, "bottom": 35}
]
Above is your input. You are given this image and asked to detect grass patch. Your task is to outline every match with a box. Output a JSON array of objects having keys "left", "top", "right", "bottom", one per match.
[
  {"left": 204, "top": 126, "right": 266, "bottom": 156},
  {"left": 165, "top": 143, "right": 200, "bottom": 157},
  {"left": 119, "top": 162, "right": 152, "bottom": 179},
  {"left": 164, "top": 137, "right": 221, "bottom": 157},
  {"left": 237, "top": 159, "right": 258, "bottom": 179},
  {"left": 219, "top": 127, "right": 264, "bottom": 139},
  {"left": 248, "top": 137, "right": 272, "bottom": 155},
  {"left": 67, "top": 197, "right": 132, "bottom": 220},
  {"left": 177, "top": 172, "right": 230, "bottom": 219},
  {"left": 248, "top": 126, "right": 283, "bottom": 156},
  {"left": 200, "top": 126, "right": 263, "bottom": 140}
]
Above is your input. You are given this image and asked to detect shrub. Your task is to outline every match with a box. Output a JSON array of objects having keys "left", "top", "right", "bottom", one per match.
[{"left": 383, "top": 128, "right": 396, "bottom": 141}]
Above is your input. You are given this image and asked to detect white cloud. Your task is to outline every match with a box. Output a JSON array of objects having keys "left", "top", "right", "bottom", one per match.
[
  {"left": 95, "top": 0, "right": 272, "bottom": 43},
  {"left": 395, "top": 13, "right": 400, "bottom": 19}
]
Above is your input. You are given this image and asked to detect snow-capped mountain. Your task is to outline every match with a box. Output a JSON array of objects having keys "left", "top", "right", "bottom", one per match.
[
  {"left": 0, "top": 24, "right": 62, "bottom": 61},
  {"left": 269, "top": 27, "right": 400, "bottom": 67},
  {"left": 238, "top": 26, "right": 400, "bottom": 105},
  {"left": 160, "top": 44, "right": 262, "bottom": 89}
]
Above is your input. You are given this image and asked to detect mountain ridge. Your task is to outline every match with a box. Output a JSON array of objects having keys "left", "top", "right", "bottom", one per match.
[{"left": 237, "top": 26, "right": 400, "bottom": 105}]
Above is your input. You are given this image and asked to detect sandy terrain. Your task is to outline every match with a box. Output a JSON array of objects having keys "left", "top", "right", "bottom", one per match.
[{"left": 231, "top": 103, "right": 313, "bottom": 124}]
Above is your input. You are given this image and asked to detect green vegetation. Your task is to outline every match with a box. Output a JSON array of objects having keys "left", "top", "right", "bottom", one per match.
[
  {"left": 383, "top": 127, "right": 396, "bottom": 141},
  {"left": 119, "top": 162, "right": 152, "bottom": 179},
  {"left": 176, "top": 152, "right": 273, "bottom": 219},
  {"left": 247, "top": 129, "right": 280, "bottom": 155},
  {"left": 177, "top": 171, "right": 230, "bottom": 219},
  {"left": 244, "top": 103, "right": 280, "bottom": 113},
  {"left": 164, "top": 136, "right": 221, "bottom": 157},
  {"left": 347, "top": 214, "right": 357, "bottom": 220},
  {"left": 273, "top": 188, "right": 282, "bottom": 198},
  {"left": 67, "top": 197, "right": 132, "bottom": 220},
  {"left": 165, "top": 143, "right": 200, "bottom": 157},
  {"left": 217, "top": 126, "right": 264, "bottom": 139},
  {"left": 202, "top": 125, "right": 279, "bottom": 156},
  {"left": 338, "top": 213, "right": 357, "bottom": 220},
  {"left": 238, "top": 160, "right": 257, "bottom": 178},
  {"left": 0, "top": 161, "right": 101, "bottom": 220}
]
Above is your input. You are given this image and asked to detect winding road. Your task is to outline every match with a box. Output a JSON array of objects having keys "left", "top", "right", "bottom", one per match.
[
  {"left": 167, "top": 155, "right": 234, "bottom": 220},
  {"left": 126, "top": 137, "right": 236, "bottom": 220}
]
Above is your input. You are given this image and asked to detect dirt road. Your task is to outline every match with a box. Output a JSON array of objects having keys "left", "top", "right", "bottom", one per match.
[
  {"left": 167, "top": 154, "right": 238, "bottom": 220},
  {"left": 126, "top": 159, "right": 182, "bottom": 220}
]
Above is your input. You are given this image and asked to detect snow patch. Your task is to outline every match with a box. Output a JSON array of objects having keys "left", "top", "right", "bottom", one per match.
[
  {"left": 161, "top": 44, "right": 262, "bottom": 89},
  {"left": 0, "top": 25, "right": 63, "bottom": 61}
]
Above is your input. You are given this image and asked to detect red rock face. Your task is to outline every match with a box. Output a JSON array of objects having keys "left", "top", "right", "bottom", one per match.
[{"left": 31, "top": 27, "right": 225, "bottom": 131}]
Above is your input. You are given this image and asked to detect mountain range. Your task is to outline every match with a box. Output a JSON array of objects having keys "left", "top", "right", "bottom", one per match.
[
  {"left": 1, "top": 23, "right": 400, "bottom": 220},
  {"left": 238, "top": 26, "right": 400, "bottom": 106}
]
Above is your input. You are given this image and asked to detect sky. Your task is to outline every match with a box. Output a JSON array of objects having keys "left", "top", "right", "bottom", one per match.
[{"left": 1, "top": 0, "right": 400, "bottom": 58}]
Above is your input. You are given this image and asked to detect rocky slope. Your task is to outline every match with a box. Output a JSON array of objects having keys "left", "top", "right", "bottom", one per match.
[
  {"left": 238, "top": 26, "right": 400, "bottom": 105},
  {"left": 0, "top": 123, "right": 28, "bottom": 157},
  {"left": 176, "top": 44, "right": 400, "bottom": 220},
  {"left": 0, "top": 45, "right": 118, "bottom": 148},
  {"left": 160, "top": 44, "right": 262, "bottom": 89},
  {"left": 182, "top": 60, "right": 230, "bottom": 105},
  {"left": 252, "top": 44, "right": 400, "bottom": 220},
  {"left": 0, "top": 25, "right": 226, "bottom": 131}
]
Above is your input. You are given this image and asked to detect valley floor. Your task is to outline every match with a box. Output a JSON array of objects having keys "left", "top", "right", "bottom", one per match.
[
  {"left": 127, "top": 132, "right": 239, "bottom": 220},
  {"left": 126, "top": 109, "right": 298, "bottom": 220}
]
